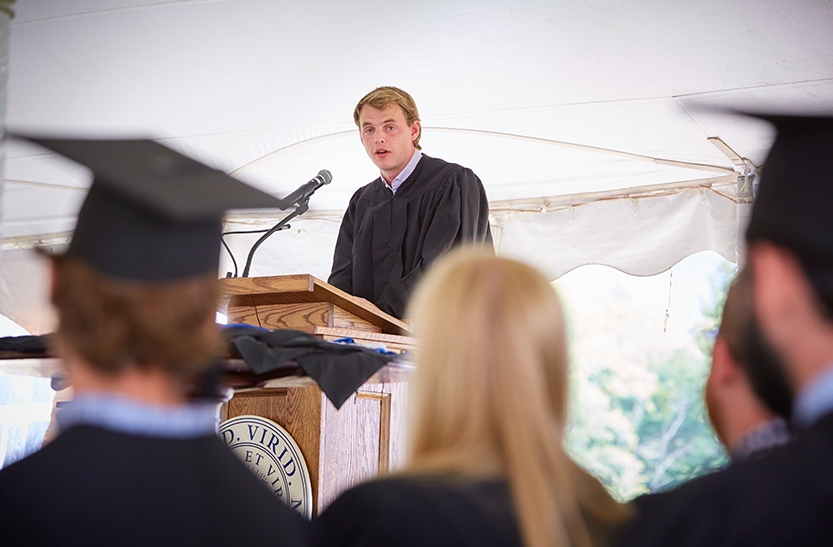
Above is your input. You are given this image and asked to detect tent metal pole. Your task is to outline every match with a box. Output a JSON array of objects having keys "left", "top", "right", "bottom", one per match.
[
  {"left": 0, "top": 1, "right": 14, "bottom": 273},
  {"left": 735, "top": 162, "right": 755, "bottom": 268}
]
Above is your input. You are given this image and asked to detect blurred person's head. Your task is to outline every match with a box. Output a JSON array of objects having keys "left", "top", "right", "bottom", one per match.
[
  {"left": 744, "top": 115, "right": 833, "bottom": 396},
  {"left": 705, "top": 267, "right": 791, "bottom": 453},
  {"left": 16, "top": 136, "right": 283, "bottom": 403},
  {"left": 51, "top": 254, "right": 224, "bottom": 381},
  {"left": 406, "top": 249, "right": 627, "bottom": 547}
]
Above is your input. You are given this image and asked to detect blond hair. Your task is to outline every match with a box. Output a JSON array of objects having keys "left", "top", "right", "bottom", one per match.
[
  {"left": 353, "top": 86, "right": 422, "bottom": 150},
  {"left": 405, "top": 250, "right": 628, "bottom": 547}
]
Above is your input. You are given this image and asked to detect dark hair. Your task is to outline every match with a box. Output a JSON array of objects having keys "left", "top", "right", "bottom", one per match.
[{"left": 51, "top": 255, "right": 224, "bottom": 376}]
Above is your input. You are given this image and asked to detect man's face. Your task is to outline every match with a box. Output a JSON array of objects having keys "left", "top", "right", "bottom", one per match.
[
  {"left": 741, "top": 301, "right": 794, "bottom": 419},
  {"left": 358, "top": 104, "right": 420, "bottom": 184}
]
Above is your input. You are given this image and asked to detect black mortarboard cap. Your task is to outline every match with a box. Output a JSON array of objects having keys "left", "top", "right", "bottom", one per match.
[
  {"left": 15, "top": 135, "right": 284, "bottom": 281},
  {"left": 744, "top": 114, "right": 833, "bottom": 307}
]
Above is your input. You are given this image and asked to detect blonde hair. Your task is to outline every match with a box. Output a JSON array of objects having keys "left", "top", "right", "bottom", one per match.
[
  {"left": 405, "top": 249, "right": 628, "bottom": 547},
  {"left": 353, "top": 86, "right": 422, "bottom": 150}
]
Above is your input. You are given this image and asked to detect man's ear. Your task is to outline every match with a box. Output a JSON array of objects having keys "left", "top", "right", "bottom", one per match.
[{"left": 410, "top": 120, "right": 421, "bottom": 142}]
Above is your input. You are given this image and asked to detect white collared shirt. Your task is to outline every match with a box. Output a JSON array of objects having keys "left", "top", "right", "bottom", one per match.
[
  {"left": 385, "top": 149, "right": 423, "bottom": 195},
  {"left": 731, "top": 417, "right": 791, "bottom": 461},
  {"left": 794, "top": 365, "right": 833, "bottom": 427},
  {"left": 57, "top": 393, "right": 220, "bottom": 438}
]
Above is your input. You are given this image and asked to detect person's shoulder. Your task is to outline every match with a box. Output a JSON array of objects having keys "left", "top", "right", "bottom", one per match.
[
  {"left": 332, "top": 473, "right": 507, "bottom": 506},
  {"left": 0, "top": 428, "right": 106, "bottom": 544},
  {"left": 1, "top": 428, "right": 311, "bottom": 546},
  {"left": 616, "top": 467, "right": 743, "bottom": 547},
  {"left": 724, "top": 413, "right": 833, "bottom": 489},
  {"left": 347, "top": 177, "right": 387, "bottom": 204},
  {"left": 619, "top": 429, "right": 833, "bottom": 547},
  {"left": 0, "top": 425, "right": 87, "bottom": 485},
  {"left": 794, "top": 408, "right": 833, "bottom": 455},
  {"left": 314, "top": 477, "right": 427, "bottom": 547},
  {"left": 316, "top": 474, "right": 519, "bottom": 547},
  {"left": 418, "top": 155, "right": 472, "bottom": 178},
  {"left": 321, "top": 475, "right": 437, "bottom": 514},
  {"left": 0, "top": 442, "right": 45, "bottom": 494},
  {"left": 412, "top": 155, "right": 484, "bottom": 193}
]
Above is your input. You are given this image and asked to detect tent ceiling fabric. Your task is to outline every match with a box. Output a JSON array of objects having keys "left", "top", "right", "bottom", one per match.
[{"left": 2, "top": 0, "right": 833, "bottom": 332}]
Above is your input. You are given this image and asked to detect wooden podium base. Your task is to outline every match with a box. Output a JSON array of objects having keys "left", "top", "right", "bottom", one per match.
[
  {"left": 219, "top": 275, "right": 414, "bottom": 514},
  {"left": 223, "top": 366, "right": 410, "bottom": 513}
]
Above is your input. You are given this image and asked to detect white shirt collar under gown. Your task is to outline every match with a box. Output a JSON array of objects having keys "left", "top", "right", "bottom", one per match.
[
  {"left": 56, "top": 393, "right": 219, "bottom": 439},
  {"left": 794, "top": 365, "right": 833, "bottom": 428},
  {"left": 732, "top": 417, "right": 791, "bottom": 461},
  {"left": 384, "top": 149, "right": 423, "bottom": 195}
]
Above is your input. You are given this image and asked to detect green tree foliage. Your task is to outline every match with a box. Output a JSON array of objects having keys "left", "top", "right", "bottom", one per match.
[{"left": 559, "top": 256, "right": 736, "bottom": 500}]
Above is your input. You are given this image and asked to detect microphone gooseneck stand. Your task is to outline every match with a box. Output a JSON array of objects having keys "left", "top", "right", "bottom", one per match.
[
  {"left": 240, "top": 200, "right": 309, "bottom": 278},
  {"left": 227, "top": 169, "right": 332, "bottom": 278}
]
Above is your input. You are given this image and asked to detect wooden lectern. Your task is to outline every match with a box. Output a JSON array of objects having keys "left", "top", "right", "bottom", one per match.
[{"left": 219, "top": 275, "right": 415, "bottom": 514}]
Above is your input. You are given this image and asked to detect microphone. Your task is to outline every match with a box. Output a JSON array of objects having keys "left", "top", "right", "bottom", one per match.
[
  {"left": 278, "top": 169, "right": 332, "bottom": 209},
  {"left": 240, "top": 169, "right": 332, "bottom": 277}
]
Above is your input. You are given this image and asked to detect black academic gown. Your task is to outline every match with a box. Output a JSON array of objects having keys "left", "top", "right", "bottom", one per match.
[
  {"left": 0, "top": 425, "right": 310, "bottom": 547},
  {"left": 328, "top": 155, "right": 493, "bottom": 319},
  {"left": 616, "top": 411, "right": 833, "bottom": 546},
  {"left": 313, "top": 475, "right": 522, "bottom": 547}
]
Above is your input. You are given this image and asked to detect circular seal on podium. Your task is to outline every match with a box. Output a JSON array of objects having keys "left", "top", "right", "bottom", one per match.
[{"left": 219, "top": 415, "right": 313, "bottom": 519}]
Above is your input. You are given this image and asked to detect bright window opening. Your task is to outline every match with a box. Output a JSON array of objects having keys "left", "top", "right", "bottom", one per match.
[
  {"left": 0, "top": 316, "right": 54, "bottom": 470},
  {"left": 558, "top": 252, "right": 735, "bottom": 500}
]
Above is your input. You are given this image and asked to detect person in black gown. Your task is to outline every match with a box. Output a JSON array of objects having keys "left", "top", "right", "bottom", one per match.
[
  {"left": 316, "top": 249, "right": 630, "bottom": 547},
  {"left": 616, "top": 115, "right": 833, "bottom": 546},
  {"left": 622, "top": 266, "right": 793, "bottom": 542},
  {"left": 328, "top": 86, "right": 493, "bottom": 319},
  {"left": 0, "top": 137, "right": 310, "bottom": 547}
]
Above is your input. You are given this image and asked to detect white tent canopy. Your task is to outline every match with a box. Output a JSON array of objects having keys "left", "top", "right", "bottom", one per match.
[{"left": 2, "top": 0, "right": 832, "bottom": 333}]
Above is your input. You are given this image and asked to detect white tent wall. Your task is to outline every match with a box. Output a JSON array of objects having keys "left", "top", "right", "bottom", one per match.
[
  {"left": 1, "top": 0, "right": 832, "bottom": 334},
  {"left": 495, "top": 183, "right": 740, "bottom": 281},
  {"left": 0, "top": 248, "right": 53, "bottom": 334}
]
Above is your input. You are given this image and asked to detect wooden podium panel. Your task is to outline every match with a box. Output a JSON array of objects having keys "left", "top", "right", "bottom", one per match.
[
  {"left": 224, "top": 368, "right": 410, "bottom": 514},
  {"left": 228, "top": 301, "right": 383, "bottom": 334},
  {"left": 220, "top": 275, "right": 414, "bottom": 515},
  {"left": 220, "top": 275, "right": 410, "bottom": 336},
  {"left": 314, "top": 327, "right": 418, "bottom": 354}
]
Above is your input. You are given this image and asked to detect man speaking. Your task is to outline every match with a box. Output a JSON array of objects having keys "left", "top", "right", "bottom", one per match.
[{"left": 328, "top": 87, "right": 493, "bottom": 319}]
